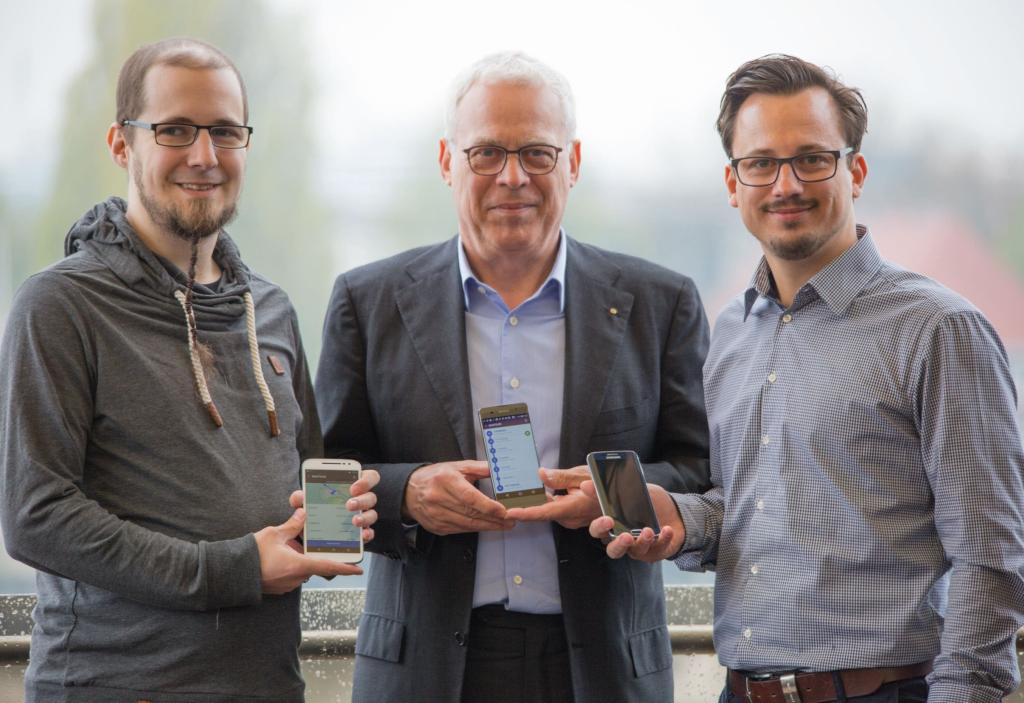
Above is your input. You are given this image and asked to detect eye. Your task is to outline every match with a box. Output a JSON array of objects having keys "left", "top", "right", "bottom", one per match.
[{"left": 157, "top": 124, "right": 187, "bottom": 137}]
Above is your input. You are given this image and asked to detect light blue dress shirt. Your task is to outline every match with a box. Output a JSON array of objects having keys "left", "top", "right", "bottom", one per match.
[
  {"left": 459, "top": 234, "right": 567, "bottom": 614},
  {"left": 674, "top": 228, "right": 1024, "bottom": 701}
]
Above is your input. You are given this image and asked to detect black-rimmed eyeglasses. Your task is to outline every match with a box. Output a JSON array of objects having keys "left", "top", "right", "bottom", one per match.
[
  {"left": 462, "top": 144, "right": 563, "bottom": 176},
  {"left": 122, "top": 120, "right": 253, "bottom": 149},
  {"left": 731, "top": 147, "right": 856, "bottom": 187}
]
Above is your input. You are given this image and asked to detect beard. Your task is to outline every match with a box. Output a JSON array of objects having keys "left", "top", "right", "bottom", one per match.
[
  {"left": 758, "top": 197, "right": 838, "bottom": 261},
  {"left": 132, "top": 161, "right": 238, "bottom": 244}
]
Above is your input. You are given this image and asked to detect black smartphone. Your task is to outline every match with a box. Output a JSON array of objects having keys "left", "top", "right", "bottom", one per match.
[
  {"left": 586, "top": 450, "right": 661, "bottom": 537},
  {"left": 478, "top": 403, "right": 547, "bottom": 509}
]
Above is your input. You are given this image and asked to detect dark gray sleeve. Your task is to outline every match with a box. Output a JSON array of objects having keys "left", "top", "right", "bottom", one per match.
[
  {"left": 316, "top": 273, "right": 422, "bottom": 560},
  {"left": 0, "top": 273, "right": 261, "bottom": 611},
  {"left": 640, "top": 277, "right": 712, "bottom": 495}
]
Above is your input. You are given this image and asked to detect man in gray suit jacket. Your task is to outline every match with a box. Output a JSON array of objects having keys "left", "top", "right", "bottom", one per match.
[{"left": 315, "top": 52, "right": 710, "bottom": 703}]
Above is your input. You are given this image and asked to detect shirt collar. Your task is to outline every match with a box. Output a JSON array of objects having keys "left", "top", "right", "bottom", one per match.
[
  {"left": 743, "top": 224, "right": 883, "bottom": 320},
  {"left": 457, "top": 229, "right": 567, "bottom": 312}
]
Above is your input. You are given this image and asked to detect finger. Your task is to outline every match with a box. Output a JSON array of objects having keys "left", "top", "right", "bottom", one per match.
[
  {"left": 361, "top": 527, "right": 375, "bottom": 543},
  {"left": 456, "top": 462, "right": 492, "bottom": 481},
  {"left": 347, "top": 492, "right": 378, "bottom": 511},
  {"left": 507, "top": 500, "right": 570, "bottom": 522},
  {"left": 305, "top": 557, "right": 364, "bottom": 577},
  {"left": 353, "top": 509, "right": 378, "bottom": 528},
  {"left": 580, "top": 480, "right": 597, "bottom": 498},
  {"left": 606, "top": 533, "right": 635, "bottom": 559},
  {"left": 653, "top": 526, "right": 676, "bottom": 558},
  {"left": 276, "top": 508, "right": 306, "bottom": 539},
  {"left": 351, "top": 470, "right": 380, "bottom": 495},
  {"left": 539, "top": 467, "right": 590, "bottom": 490},
  {"left": 289, "top": 489, "right": 305, "bottom": 509},
  {"left": 629, "top": 528, "right": 656, "bottom": 557},
  {"left": 450, "top": 481, "right": 507, "bottom": 521},
  {"left": 589, "top": 515, "right": 614, "bottom": 539}
]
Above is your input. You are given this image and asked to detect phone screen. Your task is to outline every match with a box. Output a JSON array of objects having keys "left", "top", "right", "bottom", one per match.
[
  {"left": 480, "top": 406, "right": 546, "bottom": 507},
  {"left": 588, "top": 451, "right": 660, "bottom": 535},
  {"left": 304, "top": 468, "right": 361, "bottom": 554}
]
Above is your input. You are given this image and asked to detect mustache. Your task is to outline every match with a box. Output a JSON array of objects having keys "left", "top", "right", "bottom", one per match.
[{"left": 762, "top": 196, "right": 816, "bottom": 212}]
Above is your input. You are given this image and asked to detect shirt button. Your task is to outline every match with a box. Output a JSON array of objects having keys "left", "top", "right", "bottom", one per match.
[
  {"left": 750, "top": 565, "right": 759, "bottom": 575},
  {"left": 509, "top": 315, "right": 519, "bottom": 326},
  {"left": 767, "top": 372, "right": 777, "bottom": 383},
  {"left": 782, "top": 313, "right": 793, "bottom": 323},
  {"left": 513, "top": 574, "right": 523, "bottom": 586},
  {"left": 509, "top": 377, "right": 520, "bottom": 389},
  {"left": 761, "top": 435, "right": 770, "bottom": 445},
  {"left": 743, "top": 628, "right": 752, "bottom": 639},
  {"left": 478, "top": 286, "right": 487, "bottom": 295},
  {"left": 756, "top": 499, "right": 765, "bottom": 511}
]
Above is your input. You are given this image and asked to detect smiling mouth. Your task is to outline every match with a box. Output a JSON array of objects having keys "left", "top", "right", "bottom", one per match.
[{"left": 178, "top": 183, "right": 220, "bottom": 191}]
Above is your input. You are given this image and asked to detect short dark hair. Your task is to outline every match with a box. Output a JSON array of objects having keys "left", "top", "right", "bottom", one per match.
[
  {"left": 716, "top": 54, "right": 867, "bottom": 157},
  {"left": 116, "top": 37, "right": 248, "bottom": 140}
]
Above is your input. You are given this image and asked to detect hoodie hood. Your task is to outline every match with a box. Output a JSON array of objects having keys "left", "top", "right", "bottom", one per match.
[{"left": 64, "top": 197, "right": 252, "bottom": 324}]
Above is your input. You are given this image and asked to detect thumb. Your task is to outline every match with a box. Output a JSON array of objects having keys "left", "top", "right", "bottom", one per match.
[
  {"left": 458, "top": 463, "right": 492, "bottom": 480},
  {"left": 541, "top": 468, "right": 587, "bottom": 490},
  {"left": 277, "top": 508, "right": 306, "bottom": 539},
  {"left": 580, "top": 479, "right": 597, "bottom": 498}
]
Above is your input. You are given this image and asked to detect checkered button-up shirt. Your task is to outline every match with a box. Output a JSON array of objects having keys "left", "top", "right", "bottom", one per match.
[{"left": 674, "top": 227, "right": 1024, "bottom": 703}]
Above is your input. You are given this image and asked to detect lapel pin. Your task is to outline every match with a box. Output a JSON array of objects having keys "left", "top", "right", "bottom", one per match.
[{"left": 609, "top": 307, "right": 618, "bottom": 316}]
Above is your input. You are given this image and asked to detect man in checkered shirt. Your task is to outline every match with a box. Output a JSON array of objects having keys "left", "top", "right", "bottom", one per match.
[{"left": 588, "top": 54, "right": 1024, "bottom": 703}]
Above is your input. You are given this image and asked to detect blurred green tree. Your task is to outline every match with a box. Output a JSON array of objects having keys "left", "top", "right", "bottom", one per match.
[{"left": 29, "top": 0, "right": 332, "bottom": 363}]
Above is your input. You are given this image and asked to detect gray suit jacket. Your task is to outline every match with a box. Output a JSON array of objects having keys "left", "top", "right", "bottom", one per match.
[{"left": 316, "top": 236, "right": 710, "bottom": 702}]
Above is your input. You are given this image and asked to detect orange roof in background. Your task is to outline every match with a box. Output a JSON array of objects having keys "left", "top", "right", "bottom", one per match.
[{"left": 871, "top": 212, "right": 1024, "bottom": 346}]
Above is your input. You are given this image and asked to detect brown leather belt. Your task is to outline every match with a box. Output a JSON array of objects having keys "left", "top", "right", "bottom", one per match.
[{"left": 728, "top": 661, "right": 932, "bottom": 703}]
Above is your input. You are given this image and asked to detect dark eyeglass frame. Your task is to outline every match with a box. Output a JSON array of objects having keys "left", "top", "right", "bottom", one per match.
[
  {"left": 462, "top": 143, "right": 564, "bottom": 176},
  {"left": 730, "top": 147, "right": 856, "bottom": 187},
  {"left": 121, "top": 119, "right": 254, "bottom": 149}
]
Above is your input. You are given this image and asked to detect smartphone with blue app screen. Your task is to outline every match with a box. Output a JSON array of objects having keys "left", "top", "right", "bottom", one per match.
[
  {"left": 478, "top": 403, "right": 547, "bottom": 509},
  {"left": 301, "top": 458, "right": 363, "bottom": 563}
]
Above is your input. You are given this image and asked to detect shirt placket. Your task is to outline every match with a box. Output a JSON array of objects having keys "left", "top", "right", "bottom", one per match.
[{"left": 738, "top": 304, "right": 791, "bottom": 655}]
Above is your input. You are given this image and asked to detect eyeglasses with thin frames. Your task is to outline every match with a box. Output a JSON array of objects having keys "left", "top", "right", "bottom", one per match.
[
  {"left": 462, "top": 144, "right": 564, "bottom": 176},
  {"left": 121, "top": 120, "right": 253, "bottom": 149},
  {"left": 731, "top": 147, "right": 856, "bottom": 187}
]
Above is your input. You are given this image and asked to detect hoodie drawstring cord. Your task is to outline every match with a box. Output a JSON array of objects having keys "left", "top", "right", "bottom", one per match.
[
  {"left": 244, "top": 291, "right": 280, "bottom": 437},
  {"left": 173, "top": 289, "right": 223, "bottom": 428},
  {"left": 172, "top": 289, "right": 279, "bottom": 437}
]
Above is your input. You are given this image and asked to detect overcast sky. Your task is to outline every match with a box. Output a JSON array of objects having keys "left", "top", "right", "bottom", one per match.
[{"left": 2, "top": 0, "right": 1022, "bottom": 202}]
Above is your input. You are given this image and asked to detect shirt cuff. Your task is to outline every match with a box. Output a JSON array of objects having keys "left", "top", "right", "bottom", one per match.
[
  {"left": 673, "top": 493, "right": 707, "bottom": 555},
  {"left": 925, "top": 680, "right": 1005, "bottom": 703}
]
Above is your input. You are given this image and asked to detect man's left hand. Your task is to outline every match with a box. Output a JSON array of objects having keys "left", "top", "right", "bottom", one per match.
[{"left": 505, "top": 466, "right": 601, "bottom": 529}]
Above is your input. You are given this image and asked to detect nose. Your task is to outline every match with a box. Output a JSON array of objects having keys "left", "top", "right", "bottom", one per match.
[
  {"left": 495, "top": 152, "right": 530, "bottom": 188},
  {"left": 186, "top": 128, "right": 219, "bottom": 169},
  {"left": 771, "top": 161, "right": 803, "bottom": 198}
]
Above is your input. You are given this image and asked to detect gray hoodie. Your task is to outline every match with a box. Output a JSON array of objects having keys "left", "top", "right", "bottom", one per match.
[{"left": 0, "top": 198, "right": 321, "bottom": 702}]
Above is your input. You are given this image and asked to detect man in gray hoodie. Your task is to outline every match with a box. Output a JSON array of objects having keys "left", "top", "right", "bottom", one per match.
[{"left": 0, "top": 38, "right": 379, "bottom": 702}]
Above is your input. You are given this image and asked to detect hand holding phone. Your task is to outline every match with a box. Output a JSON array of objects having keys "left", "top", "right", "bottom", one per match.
[
  {"left": 478, "top": 403, "right": 547, "bottom": 509},
  {"left": 586, "top": 451, "right": 660, "bottom": 537},
  {"left": 301, "top": 459, "right": 364, "bottom": 563}
]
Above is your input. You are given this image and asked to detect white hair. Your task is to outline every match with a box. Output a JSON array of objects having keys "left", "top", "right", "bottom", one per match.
[{"left": 443, "top": 51, "right": 577, "bottom": 143}]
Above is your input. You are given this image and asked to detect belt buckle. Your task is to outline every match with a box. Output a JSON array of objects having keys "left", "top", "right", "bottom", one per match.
[{"left": 779, "top": 673, "right": 802, "bottom": 703}]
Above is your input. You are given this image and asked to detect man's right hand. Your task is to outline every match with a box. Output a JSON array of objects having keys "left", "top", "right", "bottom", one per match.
[
  {"left": 586, "top": 483, "right": 686, "bottom": 562},
  {"left": 402, "top": 460, "right": 515, "bottom": 535},
  {"left": 255, "top": 508, "right": 364, "bottom": 594}
]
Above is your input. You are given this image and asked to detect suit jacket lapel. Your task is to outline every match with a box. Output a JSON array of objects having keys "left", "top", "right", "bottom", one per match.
[
  {"left": 395, "top": 238, "right": 476, "bottom": 460},
  {"left": 559, "top": 238, "right": 635, "bottom": 468}
]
